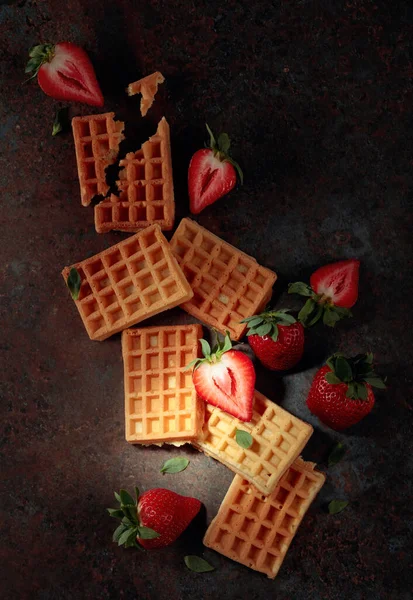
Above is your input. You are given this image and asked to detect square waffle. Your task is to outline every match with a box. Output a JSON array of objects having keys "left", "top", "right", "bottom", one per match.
[
  {"left": 203, "top": 458, "right": 325, "bottom": 579},
  {"left": 72, "top": 112, "right": 125, "bottom": 206},
  {"left": 192, "top": 391, "right": 313, "bottom": 495},
  {"left": 170, "top": 219, "right": 277, "bottom": 340},
  {"left": 95, "top": 117, "right": 174, "bottom": 233},
  {"left": 122, "top": 324, "right": 204, "bottom": 445},
  {"left": 62, "top": 224, "right": 193, "bottom": 341},
  {"left": 127, "top": 71, "right": 165, "bottom": 116}
]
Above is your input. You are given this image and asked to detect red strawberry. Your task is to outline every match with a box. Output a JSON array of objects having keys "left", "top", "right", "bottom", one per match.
[
  {"left": 288, "top": 259, "right": 360, "bottom": 327},
  {"left": 306, "top": 353, "right": 386, "bottom": 430},
  {"left": 188, "top": 333, "right": 255, "bottom": 421},
  {"left": 188, "top": 124, "right": 243, "bottom": 214},
  {"left": 25, "top": 43, "right": 104, "bottom": 107},
  {"left": 108, "top": 487, "right": 201, "bottom": 550},
  {"left": 243, "top": 309, "right": 304, "bottom": 370}
]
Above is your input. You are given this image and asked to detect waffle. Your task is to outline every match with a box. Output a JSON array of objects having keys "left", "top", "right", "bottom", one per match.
[
  {"left": 127, "top": 71, "right": 165, "bottom": 116},
  {"left": 61, "top": 224, "right": 193, "bottom": 341},
  {"left": 193, "top": 391, "right": 313, "bottom": 495},
  {"left": 72, "top": 112, "right": 125, "bottom": 206},
  {"left": 122, "top": 324, "right": 204, "bottom": 445},
  {"left": 203, "top": 458, "right": 325, "bottom": 579},
  {"left": 95, "top": 118, "right": 174, "bottom": 233},
  {"left": 170, "top": 219, "right": 277, "bottom": 340}
]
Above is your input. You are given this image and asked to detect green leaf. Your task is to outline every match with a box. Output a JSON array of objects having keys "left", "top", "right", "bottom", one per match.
[
  {"left": 253, "top": 322, "right": 272, "bottom": 336},
  {"left": 205, "top": 123, "right": 216, "bottom": 149},
  {"left": 240, "top": 316, "right": 264, "bottom": 327},
  {"left": 325, "top": 372, "right": 342, "bottom": 385},
  {"left": 288, "top": 282, "right": 313, "bottom": 297},
  {"left": 118, "top": 528, "right": 134, "bottom": 546},
  {"left": 335, "top": 356, "right": 353, "bottom": 383},
  {"left": 121, "top": 504, "right": 138, "bottom": 525},
  {"left": 113, "top": 524, "right": 128, "bottom": 543},
  {"left": 160, "top": 456, "right": 190, "bottom": 474},
  {"left": 275, "top": 312, "right": 296, "bottom": 325},
  {"left": 235, "top": 429, "right": 253, "bottom": 449},
  {"left": 225, "top": 156, "right": 244, "bottom": 185},
  {"left": 328, "top": 500, "right": 349, "bottom": 515},
  {"left": 137, "top": 526, "right": 160, "bottom": 540},
  {"left": 346, "top": 382, "right": 357, "bottom": 399},
  {"left": 270, "top": 325, "right": 279, "bottom": 342},
  {"left": 52, "top": 107, "right": 68, "bottom": 137},
  {"left": 120, "top": 489, "right": 135, "bottom": 506},
  {"left": 200, "top": 338, "right": 212, "bottom": 358},
  {"left": 135, "top": 487, "right": 140, "bottom": 502},
  {"left": 326, "top": 356, "right": 335, "bottom": 371},
  {"left": 184, "top": 555, "right": 215, "bottom": 573},
  {"left": 114, "top": 491, "right": 121, "bottom": 503},
  {"left": 323, "top": 309, "right": 341, "bottom": 327},
  {"left": 66, "top": 267, "right": 81, "bottom": 300},
  {"left": 328, "top": 442, "right": 346, "bottom": 467},
  {"left": 298, "top": 298, "right": 317, "bottom": 324},
  {"left": 365, "top": 352, "right": 374, "bottom": 364},
  {"left": 355, "top": 382, "right": 368, "bottom": 400},
  {"left": 184, "top": 358, "right": 200, "bottom": 371},
  {"left": 107, "top": 508, "right": 124, "bottom": 519},
  {"left": 364, "top": 377, "right": 386, "bottom": 389},
  {"left": 221, "top": 332, "right": 233, "bottom": 353},
  {"left": 217, "top": 132, "right": 231, "bottom": 154},
  {"left": 306, "top": 303, "right": 323, "bottom": 327}
]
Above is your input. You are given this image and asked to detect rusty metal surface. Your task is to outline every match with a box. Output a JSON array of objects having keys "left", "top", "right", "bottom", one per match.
[{"left": 1, "top": 1, "right": 412, "bottom": 598}]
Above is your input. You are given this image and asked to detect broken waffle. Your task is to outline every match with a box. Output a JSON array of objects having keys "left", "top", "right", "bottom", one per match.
[
  {"left": 122, "top": 324, "right": 204, "bottom": 445},
  {"left": 62, "top": 224, "right": 193, "bottom": 341},
  {"left": 193, "top": 390, "right": 313, "bottom": 495},
  {"left": 170, "top": 219, "right": 277, "bottom": 340},
  {"left": 203, "top": 458, "right": 325, "bottom": 579},
  {"left": 127, "top": 71, "right": 165, "bottom": 116},
  {"left": 204, "top": 458, "right": 325, "bottom": 579},
  {"left": 95, "top": 117, "right": 174, "bottom": 233},
  {"left": 72, "top": 112, "right": 125, "bottom": 206}
]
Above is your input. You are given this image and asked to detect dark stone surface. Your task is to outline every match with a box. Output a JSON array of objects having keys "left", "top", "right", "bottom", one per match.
[{"left": 1, "top": 1, "right": 412, "bottom": 598}]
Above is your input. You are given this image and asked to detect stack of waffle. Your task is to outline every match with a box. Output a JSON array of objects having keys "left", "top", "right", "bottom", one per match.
[{"left": 63, "top": 212, "right": 324, "bottom": 577}]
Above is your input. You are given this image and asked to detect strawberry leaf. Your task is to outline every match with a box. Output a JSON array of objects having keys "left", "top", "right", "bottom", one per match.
[
  {"left": 328, "top": 442, "right": 346, "bottom": 467},
  {"left": 205, "top": 123, "right": 216, "bottom": 149},
  {"left": 346, "top": 382, "right": 357, "bottom": 399},
  {"left": 113, "top": 523, "right": 128, "bottom": 543},
  {"left": 288, "top": 282, "right": 313, "bottom": 297},
  {"left": 225, "top": 156, "right": 244, "bottom": 185},
  {"left": 107, "top": 508, "right": 124, "bottom": 519},
  {"left": 120, "top": 489, "right": 135, "bottom": 506},
  {"left": 118, "top": 528, "right": 134, "bottom": 546},
  {"left": 323, "top": 309, "right": 341, "bottom": 327},
  {"left": 114, "top": 492, "right": 121, "bottom": 503},
  {"left": 235, "top": 429, "right": 253, "bottom": 449},
  {"left": 240, "top": 316, "right": 264, "bottom": 327},
  {"left": 270, "top": 326, "right": 279, "bottom": 342},
  {"left": 275, "top": 312, "right": 296, "bottom": 325},
  {"left": 66, "top": 267, "right": 81, "bottom": 300},
  {"left": 137, "top": 526, "right": 160, "bottom": 540},
  {"left": 298, "top": 298, "right": 316, "bottom": 324},
  {"left": 365, "top": 352, "right": 374, "bottom": 364},
  {"left": 135, "top": 487, "right": 139, "bottom": 502},
  {"left": 254, "top": 322, "right": 272, "bottom": 336},
  {"left": 306, "top": 303, "right": 323, "bottom": 327},
  {"left": 200, "top": 339, "right": 212, "bottom": 359},
  {"left": 328, "top": 500, "right": 348, "bottom": 515},
  {"left": 364, "top": 377, "right": 386, "bottom": 389},
  {"left": 52, "top": 107, "right": 68, "bottom": 137},
  {"left": 221, "top": 332, "right": 232, "bottom": 353},
  {"left": 335, "top": 357, "right": 353, "bottom": 383},
  {"left": 217, "top": 132, "right": 231, "bottom": 154},
  {"left": 325, "top": 372, "right": 342, "bottom": 385},
  {"left": 184, "top": 555, "right": 215, "bottom": 573},
  {"left": 160, "top": 457, "right": 190, "bottom": 474}
]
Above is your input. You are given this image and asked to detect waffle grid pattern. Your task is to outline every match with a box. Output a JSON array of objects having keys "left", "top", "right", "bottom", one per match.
[
  {"left": 122, "top": 325, "right": 204, "bottom": 444},
  {"left": 203, "top": 458, "right": 325, "bottom": 579},
  {"left": 193, "top": 391, "right": 313, "bottom": 495},
  {"left": 95, "top": 118, "right": 174, "bottom": 233},
  {"left": 62, "top": 225, "right": 193, "bottom": 341},
  {"left": 127, "top": 71, "right": 165, "bottom": 116},
  {"left": 72, "top": 112, "right": 124, "bottom": 206},
  {"left": 170, "top": 219, "right": 277, "bottom": 340}
]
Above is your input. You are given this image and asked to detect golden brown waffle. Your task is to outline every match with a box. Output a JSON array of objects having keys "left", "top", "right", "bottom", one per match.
[
  {"left": 62, "top": 225, "right": 193, "bottom": 341},
  {"left": 127, "top": 71, "right": 165, "bottom": 116},
  {"left": 72, "top": 112, "right": 125, "bottom": 206},
  {"left": 193, "top": 391, "right": 313, "bottom": 495},
  {"left": 95, "top": 118, "right": 174, "bottom": 233},
  {"left": 203, "top": 458, "right": 325, "bottom": 579},
  {"left": 170, "top": 219, "right": 277, "bottom": 340},
  {"left": 122, "top": 324, "right": 204, "bottom": 444}
]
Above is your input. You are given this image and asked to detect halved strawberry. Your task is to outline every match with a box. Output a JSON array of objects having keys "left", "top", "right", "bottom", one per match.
[
  {"left": 25, "top": 43, "right": 104, "bottom": 107},
  {"left": 187, "top": 333, "right": 255, "bottom": 421},
  {"left": 288, "top": 259, "right": 360, "bottom": 327},
  {"left": 188, "top": 124, "right": 243, "bottom": 214}
]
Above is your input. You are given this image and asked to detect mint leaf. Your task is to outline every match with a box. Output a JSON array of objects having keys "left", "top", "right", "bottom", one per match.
[
  {"left": 66, "top": 267, "right": 81, "bottom": 300},
  {"left": 160, "top": 457, "right": 190, "bottom": 474},
  {"left": 235, "top": 429, "right": 253, "bottom": 449},
  {"left": 184, "top": 555, "right": 215, "bottom": 573},
  {"left": 328, "top": 442, "right": 346, "bottom": 467},
  {"left": 328, "top": 500, "right": 348, "bottom": 515},
  {"left": 137, "top": 526, "right": 160, "bottom": 540}
]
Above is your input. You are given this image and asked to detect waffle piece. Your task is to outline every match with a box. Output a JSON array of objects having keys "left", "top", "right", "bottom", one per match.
[
  {"left": 193, "top": 391, "right": 313, "bottom": 495},
  {"left": 95, "top": 117, "right": 174, "bottom": 233},
  {"left": 62, "top": 224, "right": 193, "bottom": 341},
  {"left": 72, "top": 112, "right": 125, "bottom": 206},
  {"left": 127, "top": 71, "right": 165, "bottom": 116},
  {"left": 170, "top": 219, "right": 277, "bottom": 340},
  {"left": 122, "top": 324, "right": 204, "bottom": 444},
  {"left": 204, "top": 458, "right": 325, "bottom": 579}
]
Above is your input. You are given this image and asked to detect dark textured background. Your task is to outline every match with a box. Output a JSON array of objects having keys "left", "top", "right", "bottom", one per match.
[{"left": 1, "top": 1, "right": 412, "bottom": 599}]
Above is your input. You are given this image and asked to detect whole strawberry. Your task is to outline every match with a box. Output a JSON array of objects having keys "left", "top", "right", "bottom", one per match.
[
  {"left": 288, "top": 259, "right": 360, "bottom": 327},
  {"left": 108, "top": 487, "right": 201, "bottom": 549},
  {"left": 188, "top": 124, "right": 243, "bottom": 214},
  {"left": 307, "top": 353, "right": 386, "bottom": 430},
  {"left": 242, "top": 309, "right": 304, "bottom": 370}
]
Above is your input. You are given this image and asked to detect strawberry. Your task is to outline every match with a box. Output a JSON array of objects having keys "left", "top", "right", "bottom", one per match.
[
  {"left": 187, "top": 333, "right": 255, "bottom": 421},
  {"left": 25, "top": 43, "right": 104, "bottom": 107},
  {"left": 288, "top": 259, "right": 360, "bottom": 327},
  {"left": 108, "top": 487, "right": 201, "bottom": 550},
  {"left": 306, "top": 353, "right": 386, "bottom": 430},
  {"left": 188, "top": 124, "right": 243, "bottom": 214},
  {"left": 242, "top": 309, "right": 305, "bottom": 371}
]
